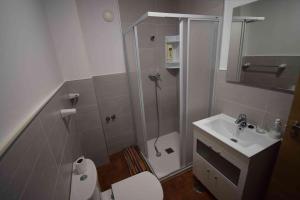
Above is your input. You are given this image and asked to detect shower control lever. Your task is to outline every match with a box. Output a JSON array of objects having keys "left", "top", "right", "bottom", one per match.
[{"left": 106, "top": 116, "right": 111, "bottom": 123}]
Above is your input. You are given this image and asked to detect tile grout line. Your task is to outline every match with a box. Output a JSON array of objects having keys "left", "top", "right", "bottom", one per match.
[
  {"left": 50, "top": 132, "right": 71, "bottom": 200},
  {"left": 19, "top": 118, "right": 54, "bottom": 199}
]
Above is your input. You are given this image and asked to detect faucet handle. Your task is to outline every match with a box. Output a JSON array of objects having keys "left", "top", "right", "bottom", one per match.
[
  {"left": 235, "top": 113, "right": 247, "bottom": 124},
  {"left": 156, "top": 73, "right": 161, "bottom": 80},
  {"left": 240, "top": 113, "right": 247, "bottom": 118},
  {"left": 238, "top": 114, "right": 247, "bottom": 119}
]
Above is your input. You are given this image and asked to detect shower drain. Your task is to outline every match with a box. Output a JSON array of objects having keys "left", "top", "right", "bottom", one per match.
[{"left": 165, "top": 148, "right": 174, "bottom": 154}]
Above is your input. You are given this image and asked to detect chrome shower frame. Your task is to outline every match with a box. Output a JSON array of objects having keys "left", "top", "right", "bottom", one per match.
[{"left": 123, "top": 12, "right": 222, "bottom": 175}]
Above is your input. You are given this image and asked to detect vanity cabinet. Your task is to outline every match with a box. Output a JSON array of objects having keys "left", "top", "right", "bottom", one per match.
[
  {"left": 194, "top": 152, "right": 238, "bottom": 200},
  {"left": 193, "top": 127, "right": 280, "bottom": 200}
]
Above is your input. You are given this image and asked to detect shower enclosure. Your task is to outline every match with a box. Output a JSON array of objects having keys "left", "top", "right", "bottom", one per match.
[{"left": 123, "top": 12, "right": 220, "bottom": 179}]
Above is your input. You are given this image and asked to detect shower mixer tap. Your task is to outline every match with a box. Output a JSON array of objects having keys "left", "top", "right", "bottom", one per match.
[
  {"left": 148, "top": 73, "right": 161, "bottom": 82},
  {"left": 148, "top": 73, "right": 161, "bottom": 89}
]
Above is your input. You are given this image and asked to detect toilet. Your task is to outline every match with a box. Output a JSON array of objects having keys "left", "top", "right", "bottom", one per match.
[{"left": 70, "top": 158, "right": 163, "bottom": 200}]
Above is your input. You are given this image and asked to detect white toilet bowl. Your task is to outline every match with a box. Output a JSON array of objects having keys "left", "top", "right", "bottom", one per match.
[{"left": 70, "top": 158, "right": 163, "bottom": 200}]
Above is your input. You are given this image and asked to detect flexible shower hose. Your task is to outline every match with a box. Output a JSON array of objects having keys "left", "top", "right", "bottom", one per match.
[{"left": 153, "top": 80, "right": 161, "bottom": 157}]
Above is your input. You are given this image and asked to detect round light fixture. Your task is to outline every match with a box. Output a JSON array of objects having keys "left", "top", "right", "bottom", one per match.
[{"left": 103, "top": 10, "right": 114, "bottom": 22}]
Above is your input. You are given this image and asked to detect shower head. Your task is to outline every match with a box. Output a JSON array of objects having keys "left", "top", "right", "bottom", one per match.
[{"left": 148, "top": 73, "right": 160, "bottom": 82}]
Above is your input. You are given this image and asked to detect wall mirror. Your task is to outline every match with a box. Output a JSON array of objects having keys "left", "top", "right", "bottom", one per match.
[{"left": 227, "top": 0, "right": 300, "bottom": 94}]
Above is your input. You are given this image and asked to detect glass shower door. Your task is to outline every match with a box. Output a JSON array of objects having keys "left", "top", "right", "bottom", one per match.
[
  {"left": 123, "top": 27, "right": 148, "bottom": 156},
  {"left": 181, "top": 19, "right": 219, "bottom": 167},
  {"left": 123, "top": 15, "right": 220, "bottom": 176}
]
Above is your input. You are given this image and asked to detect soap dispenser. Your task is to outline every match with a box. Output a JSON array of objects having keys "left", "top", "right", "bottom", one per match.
[{"left": 268, "top": 118, "right": 282, "bottom": 139}]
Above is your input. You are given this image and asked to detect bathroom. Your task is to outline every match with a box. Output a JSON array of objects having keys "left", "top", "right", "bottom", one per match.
[{"left": 0, "top": 0, "right": 299, "bottom": 199}]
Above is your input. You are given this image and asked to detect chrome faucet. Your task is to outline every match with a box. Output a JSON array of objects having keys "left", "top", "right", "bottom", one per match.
[{"left": 235, "top": 114, "right": 247, "bottom": 130}]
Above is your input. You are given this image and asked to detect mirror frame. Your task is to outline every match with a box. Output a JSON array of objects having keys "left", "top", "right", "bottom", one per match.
[{"left": 219, "top": 0, "right": 258, "bottom": 70}]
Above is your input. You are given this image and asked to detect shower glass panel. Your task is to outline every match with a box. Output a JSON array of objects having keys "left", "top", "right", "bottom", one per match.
[
  {"left": 182, "top": 20, "right": 219, "bottom": 166},
  {"left": 123, "top": 28, "right": 148, "bottom": 156},
  {"left": 123, "top": 12, "right": 220, "bottom": 179},
  {"left": 136, "top": 17, "right": 181, "bottom": 178}
]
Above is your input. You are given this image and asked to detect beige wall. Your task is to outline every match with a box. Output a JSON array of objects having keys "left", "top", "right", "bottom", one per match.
[
  {"left": 118, "top": 0, "right": 179, "bottom": 30},
  {"left": 44, "top": 0, "right": 91, "bottom": 81},
  {"left": 0, "top": 0, "right": 63, "bottom": 154},
  {"left": 45, "top": 0, "right": 126, "bottom": 81},
  {"left": 213, "top": 70, "right": 294, "bottom": 130},
  {"left": 76, "top": 0, "right": 126, "bottom": 76},
  {"left": 177, "top": 0, "right": 223, "bottom": 15}
]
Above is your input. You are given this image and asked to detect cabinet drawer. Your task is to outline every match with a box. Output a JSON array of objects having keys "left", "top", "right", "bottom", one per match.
[
  {"left": 194, "top": 128, "right": 248, "bottom": 170},
  {"left": 209, "top": 163, "right": 239, "bottom": 200},
  {"left": 194, "top": 128, "right": 223, "bottom": 154},
  {"left": 194, "top": 135, "right": 241, "bottom": 185},
  {"left": 194, "top": 153, "right": 239, "bottom": 200}
]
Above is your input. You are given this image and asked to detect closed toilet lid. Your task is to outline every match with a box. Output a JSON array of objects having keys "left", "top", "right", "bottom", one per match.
[{"left": 111, "top": 171, "right": 163, "bottom": 200}]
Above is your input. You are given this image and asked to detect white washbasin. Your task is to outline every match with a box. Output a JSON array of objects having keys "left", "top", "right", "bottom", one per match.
[{"left": 193, "top": 114, "right": 280, "bottom": 157}]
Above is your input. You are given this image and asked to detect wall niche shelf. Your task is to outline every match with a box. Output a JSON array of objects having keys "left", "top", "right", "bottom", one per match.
[{"left": 165, "top": 35, "right": 180, "bottom": 69}]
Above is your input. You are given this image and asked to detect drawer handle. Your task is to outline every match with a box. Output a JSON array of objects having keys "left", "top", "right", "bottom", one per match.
[
  {"left": 214, "top": 177, "right": 218, "bottom": 180},
  {"left": 206, "top": 169, "right": 210, "bottom": 173}
]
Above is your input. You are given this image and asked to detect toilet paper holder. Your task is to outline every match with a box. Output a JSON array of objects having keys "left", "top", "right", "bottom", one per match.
[
  {"left": 60, "top": 108, "right": 76, "bottom": 129},
  {"left": 61, "top": 108, "right": 76, "bottom": 118}
]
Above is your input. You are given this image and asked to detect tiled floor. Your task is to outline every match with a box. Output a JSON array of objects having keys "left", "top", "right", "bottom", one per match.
[
  {"left": 97, "top": 151, "right": 215, "bottom": 200},
  {"left": 147, "top": 131, "right": 181, "bottom": 178},
  {"left": 162, "top": 170, "right": 215, "bottom": 200},
  {"left": 97, "top": 152, "right": 131, "bottom": 191}
]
